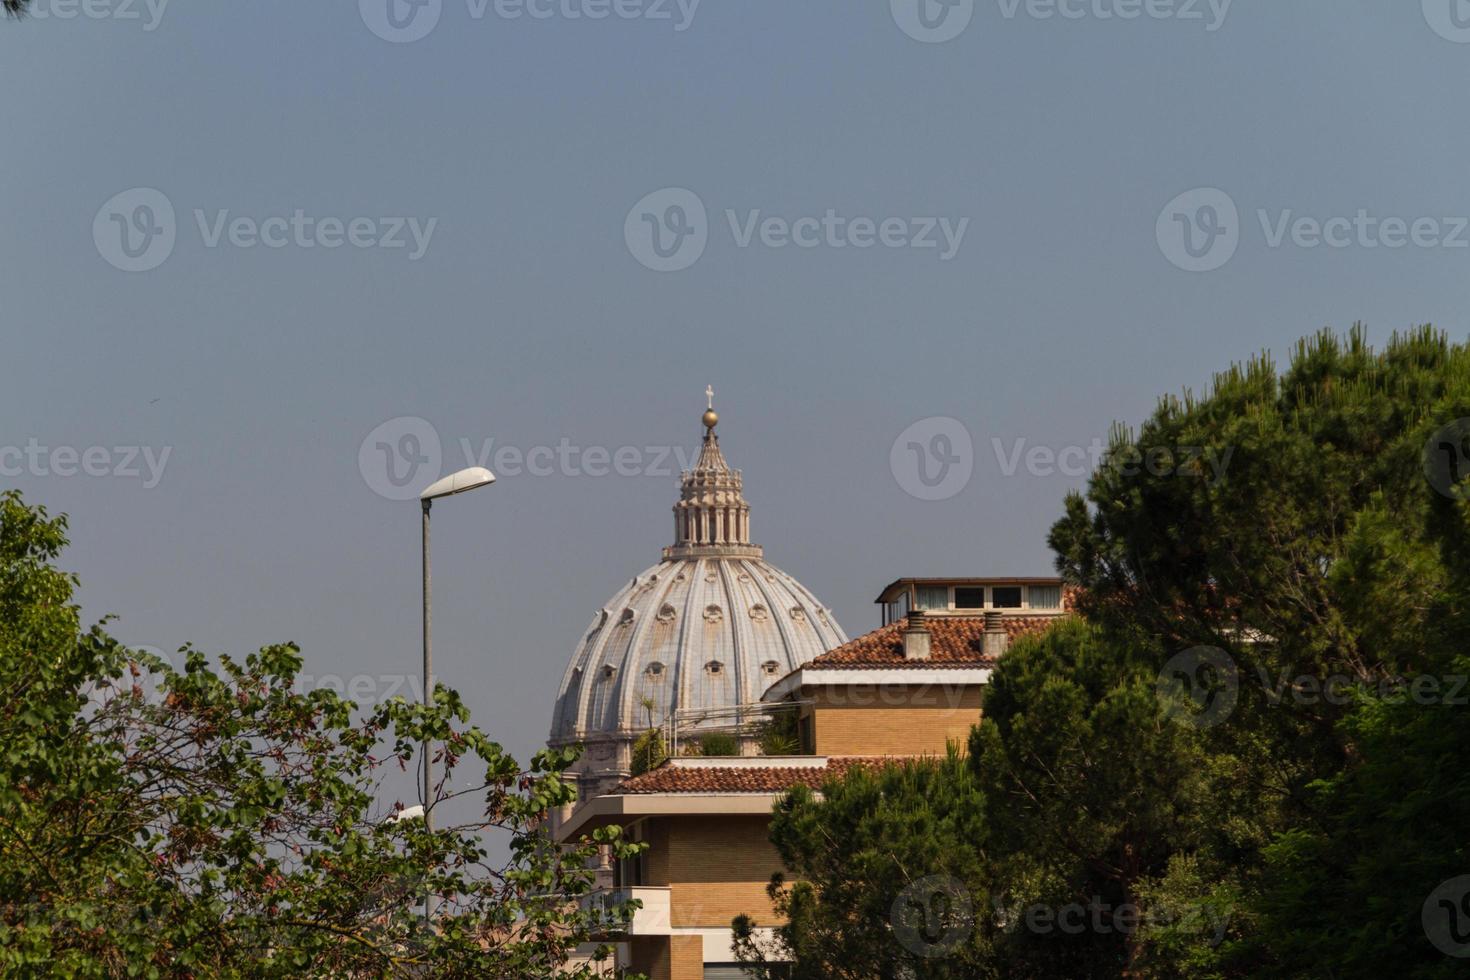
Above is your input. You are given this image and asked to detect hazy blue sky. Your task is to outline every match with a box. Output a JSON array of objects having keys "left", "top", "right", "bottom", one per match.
[{"left": 4, "top": 1, "right": 1470, "bottom": 786}]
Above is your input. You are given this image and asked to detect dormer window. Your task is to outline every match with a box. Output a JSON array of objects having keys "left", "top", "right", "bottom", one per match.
[
  {"left": 991, "top": 586, "right": 1023, "bottom": 608},
  {"left": 1029, "top": 585, "right": 1062, "bottom": 609},
  {"left": 954, "top": 587, "right": 986, "bottom": 609},
  {"left": 705, "top": 661, "right": 723, "bottom": 675},
  {"left": 646, "top": 661, "right": 665, "bottom": 677},
  {"left": 761, "top": 660, "right": 780, "bottom": 675},
  {"left": 915, "top": 586, "right": 949, "bottom": 610}
]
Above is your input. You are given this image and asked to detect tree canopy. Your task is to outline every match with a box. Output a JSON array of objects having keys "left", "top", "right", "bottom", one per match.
[
  {"left": 739, "top": 326, "right": 1470, "bottom": 978},
  {"left": 0, "top": 490, "right": 643, "bottom": 977}
]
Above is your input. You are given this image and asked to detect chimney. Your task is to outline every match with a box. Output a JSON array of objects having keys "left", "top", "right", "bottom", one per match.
[
  {"left": 983, "top": 611, "right": 1009, "bottom": 658},
  {"left": 902, "top": 609, "right": 931, "bottom": 661}
]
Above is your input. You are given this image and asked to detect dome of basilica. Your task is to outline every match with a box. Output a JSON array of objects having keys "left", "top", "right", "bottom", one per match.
[{"left": 548, "top": 396, "right": 847, "bottom": 794}]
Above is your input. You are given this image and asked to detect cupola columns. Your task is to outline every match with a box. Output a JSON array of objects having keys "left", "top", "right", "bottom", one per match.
[{"left": 665, "top": 391, "right": 762, "bottom": 560}]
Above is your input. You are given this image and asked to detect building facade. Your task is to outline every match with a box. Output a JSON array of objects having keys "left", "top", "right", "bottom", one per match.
[{"left": 559, "top": 577, "right": 1073, "bottom": 979}]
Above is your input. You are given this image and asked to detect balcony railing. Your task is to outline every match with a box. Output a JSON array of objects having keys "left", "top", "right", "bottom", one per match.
[{"left": 581, "top": 886, "right": 672, "bottom": 938}]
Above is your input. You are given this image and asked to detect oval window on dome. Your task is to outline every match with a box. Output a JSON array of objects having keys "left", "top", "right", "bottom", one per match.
[
  {"left": 646, "top": 661, "right": 665, "bottom": 677},
  {"left": 705, "top": 661, "right": 724, "bottom": 675},
  {"left": 601, "top": 665, "right": 616, "bottom": 679},
  {"left": 656, "top": 603, "right": 677, "bottom": 623},
  {"left": 749, "top": 603, "right": 769, "bottom": 622},
  {"left": 703, "top": 604, "right": 724, "bottom": 623},
  {"left": 789, "top": 606, "right": 807, "bottom": 621},
  {"left": 619, "top": 608, "right": 636, "bottom": 626},
  {"left": 761, "top": 660, "right": 780, "bottom": 675}
]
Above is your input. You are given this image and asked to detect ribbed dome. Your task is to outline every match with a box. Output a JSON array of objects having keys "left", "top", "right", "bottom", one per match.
[
  {"left": 548, "top": 395, "right": 847, "bottom": 791},
  {"left": 549, "top": 555, "right": 847, "bottom": 745}
]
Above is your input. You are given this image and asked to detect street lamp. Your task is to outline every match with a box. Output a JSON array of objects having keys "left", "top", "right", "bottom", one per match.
[{"left": 418, "top": 465, "right": 494, "bottom": 921}]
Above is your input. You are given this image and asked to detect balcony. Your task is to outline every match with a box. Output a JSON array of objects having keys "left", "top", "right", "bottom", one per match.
[{"left": 582, "top": 886, "right": 672, "bottom": 938}]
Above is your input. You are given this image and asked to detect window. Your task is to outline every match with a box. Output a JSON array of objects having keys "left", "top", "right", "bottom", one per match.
[
  {"left": 706, "top": 661, "right": 723, "bottom": 675},
  {"left": 915, "top": 586, "right": 949, "bottom": 610},
  {"left": 884, "top": 591, "right": 911, "bottom": 624},
  {"left": 992, "top": 586, "right": 1023, "bottom": 608},
  {"left": 954, "top": 587, "right": 986, "bottom": 609},
  {"left": 1028, "top": 585, "right": 1061, "bottom": 609}
]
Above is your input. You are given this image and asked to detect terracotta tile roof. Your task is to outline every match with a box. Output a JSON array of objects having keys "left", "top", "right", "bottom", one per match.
[
  {"left": 614, "top": 757, "right": 894, "bottom": 794},
  {"left": 801, "top": 614, "right": 1061, "bottom": 669}
]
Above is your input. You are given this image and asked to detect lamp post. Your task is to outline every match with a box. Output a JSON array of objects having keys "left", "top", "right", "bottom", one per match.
[{"left": 417, "top": 465, "right": 495, "bottom": 921}]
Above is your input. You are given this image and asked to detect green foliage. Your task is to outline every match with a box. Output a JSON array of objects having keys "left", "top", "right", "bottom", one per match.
[
  {"left": 757, "top": 710, "right": 802, "bottom": 756},
  {"left": 969, "top": 619, "right": 1234, "bottom": 975},
  {"left": 690, "top": 731, "right": 740, "bottom": 757},
  {"left": 629, "top": 726, "right": 668, "bottom": 776},
  {"left": 742, "top": 327, "right": 1470, "bottom": 978},
  {"left": 733, "top": 751, "right": 995, "bottom": 979},
  {"left": 0, "top": 490, "right": 646, "bottom": 978}
]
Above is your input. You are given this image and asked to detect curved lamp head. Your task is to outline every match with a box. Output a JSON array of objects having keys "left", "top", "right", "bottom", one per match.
[{"left": 420, "top": 466, "right": 496, "bottom": 501}]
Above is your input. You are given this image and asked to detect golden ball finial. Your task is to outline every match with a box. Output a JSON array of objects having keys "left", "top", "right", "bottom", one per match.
[{"left": 702, "top": 409, "right": 719, "bottom": 430}]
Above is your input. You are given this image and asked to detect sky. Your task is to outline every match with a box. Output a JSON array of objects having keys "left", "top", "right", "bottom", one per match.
[{"left": 4, "top": 0, "right": 1470, "bottom": 797}]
